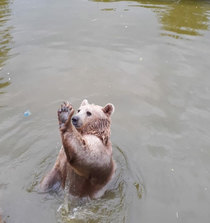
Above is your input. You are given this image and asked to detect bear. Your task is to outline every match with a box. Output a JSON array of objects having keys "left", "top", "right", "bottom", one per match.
[{"left": 40, "top": 99, "right": 116, "bottom": 198}]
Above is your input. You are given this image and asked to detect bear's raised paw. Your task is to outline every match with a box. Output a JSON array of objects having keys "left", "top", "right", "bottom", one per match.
[{"left": 58, "top": 101, "right": 74, "bottom": 129}]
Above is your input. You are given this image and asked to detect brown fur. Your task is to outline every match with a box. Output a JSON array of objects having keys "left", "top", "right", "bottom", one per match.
[
  {"left": 40, "top": 100, "right": 115, "bottom": 198},
  {"left": 78, "top": 118, "right": 111, "bottom": 146}
]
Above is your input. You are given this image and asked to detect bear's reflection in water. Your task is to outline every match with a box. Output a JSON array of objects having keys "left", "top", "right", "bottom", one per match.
[{"left": 56, "top": 145, "right": 143, "bottom": 223}]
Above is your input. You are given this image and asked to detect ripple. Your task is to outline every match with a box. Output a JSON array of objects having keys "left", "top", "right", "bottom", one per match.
[{"left": 45, "top": 146, "right": 145, "bottom": 223}]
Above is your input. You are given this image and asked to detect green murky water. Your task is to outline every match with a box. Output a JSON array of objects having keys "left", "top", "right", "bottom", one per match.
[{"left": 0, "top": 0, "right": 210, "bottom": 222}]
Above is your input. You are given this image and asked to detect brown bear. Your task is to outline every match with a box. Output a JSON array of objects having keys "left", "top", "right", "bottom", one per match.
[{"left": 40, "top": 100, "right": 116, "bottom": 198}]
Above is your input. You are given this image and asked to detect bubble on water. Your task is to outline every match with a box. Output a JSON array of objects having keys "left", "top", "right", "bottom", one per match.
[{"left": 176, "top": 212, "right": 178, "bottom": 218}]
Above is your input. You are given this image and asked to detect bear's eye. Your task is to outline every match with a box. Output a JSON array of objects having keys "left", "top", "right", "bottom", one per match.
[
  {"left": 86, "top": 111, "right": 92, "bottom": 116},
  {"left": 78, "top": 109, "right": 81, "bottom": 113}
]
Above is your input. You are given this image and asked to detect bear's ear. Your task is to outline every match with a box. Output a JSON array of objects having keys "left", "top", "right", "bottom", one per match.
[
  {"left": 102, "top": 103, "right": 115, "bottom": 117},
  {"left": 80, "top": 99, "right": 89, "bottom": 107}
]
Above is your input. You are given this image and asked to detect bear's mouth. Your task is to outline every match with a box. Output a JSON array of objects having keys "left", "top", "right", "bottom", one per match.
[
  {"left": 72, "top": 116, "right": 80, "bottom": 128},
  {"left": 72, "top": 122, "right": 80, "bottom": 128},
  {"left": 72, "top": 121, "right": 82, "bottom": 129}
]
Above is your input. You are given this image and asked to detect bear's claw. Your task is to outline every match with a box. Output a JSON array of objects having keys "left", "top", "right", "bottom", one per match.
[{"left": 58, "top": 101, "right": 74, "bottom": 129}]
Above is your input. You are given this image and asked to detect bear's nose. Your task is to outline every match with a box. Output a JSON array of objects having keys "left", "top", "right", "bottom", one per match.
[{"left": 72, "top": 116, "right": 79, "bottom": 124}]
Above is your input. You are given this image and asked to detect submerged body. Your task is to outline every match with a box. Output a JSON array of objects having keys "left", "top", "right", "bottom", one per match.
[{"left": 40, "top": 100, "right": 115, "bottom": 198}]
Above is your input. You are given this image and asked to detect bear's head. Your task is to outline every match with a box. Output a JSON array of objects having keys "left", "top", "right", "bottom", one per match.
[
  {"left": 71, "top": 100, "right": 115, "bottom": 144},
  {"left": 72, "top": 99, "right": 115, "bottom": 129}
]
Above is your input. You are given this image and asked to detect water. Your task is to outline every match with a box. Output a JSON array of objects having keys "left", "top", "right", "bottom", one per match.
[{"left": 0, "top": 0, "right": 210, "bottom": 222}]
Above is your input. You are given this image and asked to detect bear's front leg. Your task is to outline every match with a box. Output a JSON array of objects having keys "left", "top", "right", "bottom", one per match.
[{"left": 57, "top": 102, "right": 88, "bottom": 171}]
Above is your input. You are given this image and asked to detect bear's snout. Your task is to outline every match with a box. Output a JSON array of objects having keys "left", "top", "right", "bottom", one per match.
[{"left": 72, "top": 116, "right": 79, "bottom": 126}]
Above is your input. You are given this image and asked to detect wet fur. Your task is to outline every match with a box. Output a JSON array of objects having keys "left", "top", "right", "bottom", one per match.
[
  {"left": 40, "top": 100, "right": 115, "bottom": 198},
  {"left": 78, "top": 118, "right": 111, "bottom": 146}
]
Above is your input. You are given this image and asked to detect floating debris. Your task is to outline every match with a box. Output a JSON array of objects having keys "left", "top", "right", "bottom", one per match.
[{"left": 24, "top": 110, "right": 31, "bottom": 116}]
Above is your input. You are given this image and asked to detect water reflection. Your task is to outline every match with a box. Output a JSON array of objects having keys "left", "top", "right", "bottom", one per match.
[
  {"left": 91, "top": 0, "right": 210, "bottom": 38},
  {"left": 154, "top": 1, "right": 210, "bottom": 38},
  {"left": 0, "top": 0, "right": 12, "bottom": 99},
  {"left": 0, "top": 77, "right": 10, "bottom": 95},
  {"left": 0, "top": 0, "right": 12, "bottom": 67},
  {"left": 101, "top": 8, "right": 116, "bottom": 11}
]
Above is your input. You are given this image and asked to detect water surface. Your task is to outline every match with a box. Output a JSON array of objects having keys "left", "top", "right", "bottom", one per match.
[{"left": 0, "top": 0, "right": 210, "bottom": 222}]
